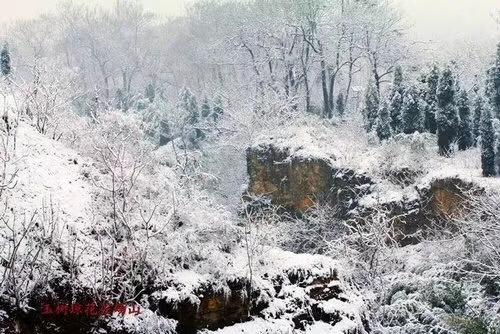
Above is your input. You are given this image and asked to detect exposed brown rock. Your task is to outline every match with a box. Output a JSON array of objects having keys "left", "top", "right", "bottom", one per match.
[
  {"left": 157, "top": 280, "right": 249, "bottom": 334},
  {"left": 246, "top": 145, "right": 372, "bottom": 215},
  {"left": 424, "top": 177, "right": 478, "bottom": 219}
]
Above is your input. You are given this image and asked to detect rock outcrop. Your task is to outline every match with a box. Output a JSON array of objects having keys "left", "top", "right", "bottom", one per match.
[
  {"left": 246, "top": 145, "right": 372, "bottom": 215},
  {"left": 151, "top": 250, "right": 367, "bottom": 333},
  {"left": 246, "top": 144, "right": 482, "bottom": 246}
]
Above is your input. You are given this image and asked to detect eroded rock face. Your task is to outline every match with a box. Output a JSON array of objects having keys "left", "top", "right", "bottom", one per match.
[
  {"left": 156, "top": 280, "right": 249, "bottom": 333},
  {"left": 247, "top": 144, "right": 482, "bottom": 246},
  {"left": 246, "top": 145, "right": 372, "bottom": 215},
  {"left": 422, "top": 177, "right": 478, "bottom": 219},
  {"left": 368, "top": 177, "right": 480, "bottom": 246}
]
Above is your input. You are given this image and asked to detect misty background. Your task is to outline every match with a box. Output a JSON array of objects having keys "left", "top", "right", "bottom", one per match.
[{"left": 2, "top": 0, "right": 499, "bottom": 45}]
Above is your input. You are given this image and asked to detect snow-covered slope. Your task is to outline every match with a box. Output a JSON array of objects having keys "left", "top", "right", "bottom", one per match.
[{"left": 8, "top": 122, "right": 93, "bottom": 226}]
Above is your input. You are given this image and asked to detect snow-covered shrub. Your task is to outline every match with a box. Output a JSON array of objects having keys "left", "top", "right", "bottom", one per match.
[
  {"left": 87, "top": 110, "right": 154, "bottom": 239},
  {"left": 281, "top": 204, "right": 350, "bottom": 255},
  {"left": 19, "top": 58, "right": 82, "bottom": 140},
  {"left": 365, "top": 132, "right": 436, "bottom": 184},
  {"left": 425, "top": 281, "right": 466, "bottom": 314},
  {"left": 454, "top": 191, "right": 500, "bottom": 279}
]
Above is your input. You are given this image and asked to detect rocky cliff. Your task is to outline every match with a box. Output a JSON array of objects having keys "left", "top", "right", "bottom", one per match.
[{"left": 246, "top": 143, "right": 481, "bottom": 245}]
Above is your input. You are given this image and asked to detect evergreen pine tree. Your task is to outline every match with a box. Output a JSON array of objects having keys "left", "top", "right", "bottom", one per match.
[
  {"left": 424, "top": 65, "right": 439, "bottom": 133},
  {"left": 179, "top": 87, "right": 203, "bottom": 142},
  {"left": 457, "top": 90, "right": 473, "bottom": 150},
  {"left": 480, "top": 105, "right": 496, "bottom": 176},
  {"left": 495, "top": 120, "right": 500, "bottom": 175},
  {"left": 401, "top": 86, "right": 424, "bottom": 134},
  {"left": 472, "top": 93, "right": 484, "bottom": 146},
  {"left": 179, "top": 87, "right": 199, "bottom": 125},
  {"left": 388, "top": 66, "right": 404, "bottom": 134},
  {"left": 159, "top": 119, "right": 172, "bottom": 146},
  {"left": 389, "top": 91, "right": 403, "bottom": 134},
  {"left": 145, "top": 83, "right": 155, "bottom": 103},
  {"left": 376, "top": 101, "right": 391, "bottom": 141},
  {"left": 336, "top": 93, "right": 345, "bottom": 117},
  {"left": 201, "top": 98, "right": 211, "bottom": 118},
  {"left": 486, "top": 43, "right": 500, "bottom": 119},
  {"left": 363, "top": 81, "right": 379, "bottom": 132},
  {"left": 1, "top": 43, "right": 11, "bottom": 77},
  {"left": 212, "top": 96, "right": 223, "bottom": 122},
  {"left": 436, "top": 66, "right": 459, "bottom": 156}
]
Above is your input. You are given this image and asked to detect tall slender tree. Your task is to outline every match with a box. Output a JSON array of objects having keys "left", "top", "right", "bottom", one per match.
[
  {"left": 401, "top": 86, "right": 424, "bottom": 134},
  {"left": 212, "top": 96, "right": 223, "bottom": 122},
  {"left": 201, "top": 98, "right": 211, "bottom": 118},
  {"left": 436, "top": 66, "right": 459, "bottom": 156},
  {"left": 389, "top": 66, "right": 404, "bottom": 134},
  {"left": 457, "top": 90, "right": 473, "bottom": 150},
  {"left": 481, "top": 105, "right": 496, "bottom": 177},
  {"left": 376, "top": 101, "right": 391, "bottom": 141},
  {"left": 486, "top": 43, "right": 500, "bottom": 119},
  {"left": 424, "top": 65, "right": 439, "bottom": 133},
  {"left": 496, "top": 120, "right": 500, "bottom": 175},
  {"left": 1, "top": 43, "right": 11, "bottom": 77},
  {"left": 389, "top": 91, "right": 403, "bottom": 134},
  {"left": 336, "top": 92, "right": 345, "bottom": 118},
  {"left": 472, "top": 93, "right": 484, "bottom": 146},
  {"left": 363, "top": 80, "right": 379, "bottom": 132}
]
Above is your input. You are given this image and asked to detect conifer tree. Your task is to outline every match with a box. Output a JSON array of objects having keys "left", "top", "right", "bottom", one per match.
[
  {"left": 201, "top": 98, "right": 211, "bottom": 117},
  {"left": 436, "top": 66, "right": 459, "bottom": 156},
  {"left": 392, "top": 66, "right": 404, "bottom": 97},
  {"left": 486, "top": 43, "right": 500, "bottom": 119},
  {"left": 376, "top": 101, "right": 391, "bottom": 141},
  {"left": 364, "top": 81, "right": 379, "bottom": 132},
  {"left": 159, "top": 119, "right": 172, "bottom": 146},
  {"left": 481, "top": 105, "right": 496, "bottom": 177},
  {"left": 424, "top": 65, "right": 439, "bottom": 133},
  {"left": 212, "top": 96, "right": 223, "bottom": 122},
  {"left": 495, "top": 120, "right": 500, "bottom": 175},
  {"left": 401, "top": 86, "right": 424, "bottom": 134},
  {"left": 179, "top": 87, "right": 199, "bottom": 125},
  {"left": 336, "top": 93, "right": 345, "bottom": 117},
  {"left": 389, "top": 91, "right": 403, "bottom": 134},
  {"left": 179, "top": 87, "right": 203, "bottom": 141},
  {"left": 389, "top": 66, "right": 404, "bottom": 134},
  {"left": 145, "top": 83, "right": 155, "bottom": 103},
  {"left": 1, "top": 43, "right": 11, "bottom": 77},
  {"left": 472, "top": 93, "right": 484, "bottom": 146},
  {"left": 457, "top": 90, "right": 473, "bottom": 150}
]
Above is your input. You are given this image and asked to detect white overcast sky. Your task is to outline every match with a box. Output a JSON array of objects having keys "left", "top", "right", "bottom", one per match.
[{"left": 0, "top": 0, "right": 499, "bottom": 44}]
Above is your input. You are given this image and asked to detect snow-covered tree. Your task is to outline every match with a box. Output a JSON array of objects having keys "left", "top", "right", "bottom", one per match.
[
  {"left": 201, "top": 98, "right": 211, "bottom": 118},
  {"left": 212, "top": 96, "right": 223, "bottom": 122},
  {"left": 436, "top": 66, "right": 459, "bottom": 156},
  {"left": 457, "top": 90, "right": 473, "bottom": 151},
  {"left": 179, "top": 87, "right": 199, "bottom": 125},
  {"left": 388, "top": 66, "right": 404, "bottom": 134},
  {"left": 424, "top": 65, "right": 439, "bottom": 133},
  {"left": 1, "top": 43, "right": 11, "bottom": 77},
  {"left": 389, "top": 91, "right": 403, "bottom": 134},
  {"left": 496, "top": 120, "right": 500, "bottom": 175},
  {"left": 486, "top": 43, "right": 500, "bottom": 119},
  {"left": 391, "top": 66, "right": 404, "bottom": 97},
  {"left": 401, "top": 86, "right": 424, "bottom": 134},
  {"left": 364, "top": 80, "right": 379, "bottom": 132},
  {"left": 376, "top": 101, "right": 391, "bottom": 141},
  {"left": 481, "top": 105, "right": 496, "bottom": 177},
  {"left": 145, "top": 83, "right": 155, "bottom": 103},
  {"left": 473, "top": 94, "right": 484, "bottom": 146},
  {"left": 336, "top": 93, "right": 345, "bottom": 118}
]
